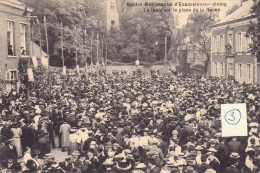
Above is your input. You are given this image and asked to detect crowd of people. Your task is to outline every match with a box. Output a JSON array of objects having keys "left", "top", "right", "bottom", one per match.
[{"left": 0, "top": 68, "right": 260, "bottom": 173}]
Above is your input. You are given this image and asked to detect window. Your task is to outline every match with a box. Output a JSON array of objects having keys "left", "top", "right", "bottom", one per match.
[
  {"left": 238, "top": 63, "right": 242, "bottom": 82},
  {"left": 247, "top": 64, "right": 253, "bottom": 83},
  {"left": 246, "top": 36, "right": 252, "bottom": 52},
  {"left": 228, "top": 34, "right": 233, "bottom": 48},
  {"left": 111, "top": 20, "right": 115, "bottom": 25},
  {"left": 220, "top": 35, "right": 224, "bottom": 53},
  {"left": 213, "top": 36, "right": 218, "bottom": 53},
  {"left": 214, "top": 62, "right": 218, "bottom": 76},
  {"left": 110, "top": 1, "right": 115, "bottom": 10},
  {"left": 7, "top": 21, "right": 15, "bottom": 56},
  {"left": 217, "top": 36, "right": 220, "bottom": 53},
  {"left": 6, "top": 70, "right": 18, "bottom": 81},
  {"left": 228, "top": 63, "right": 233, "bottom": 76},
  {"left": 20, "top": 23, "right": 26, "bottom": 56},
  {"left": 221, "top": 63, "right": 225, "bottom": 76},
  {"left": 236, "top": 32, "right": 242, "bottom": 52}
]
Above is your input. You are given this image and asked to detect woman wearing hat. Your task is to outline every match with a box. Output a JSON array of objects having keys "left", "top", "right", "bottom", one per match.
[{"left": 69, "top": 128, "right": 79, "bottom": 155}]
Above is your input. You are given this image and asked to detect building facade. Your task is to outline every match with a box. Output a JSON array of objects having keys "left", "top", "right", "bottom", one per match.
[
  {"left": 0, "top": 0, "right": 32, "bottom": 92},
  {"left": 211, "top": 0, "right": 258, "bottom": 84}
]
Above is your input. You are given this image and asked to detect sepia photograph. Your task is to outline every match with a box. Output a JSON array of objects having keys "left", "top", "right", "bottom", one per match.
[{"left": 0, "top": 0, "right": 260, "bottom": 172}]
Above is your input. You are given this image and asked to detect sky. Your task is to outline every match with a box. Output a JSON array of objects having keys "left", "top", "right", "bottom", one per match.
[{"left": 171, "top": 0, "right": 242, "bottom": 27}]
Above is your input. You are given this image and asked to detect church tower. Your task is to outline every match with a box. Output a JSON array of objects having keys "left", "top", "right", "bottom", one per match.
[{"left": 106, "top": 0, "right": 119, "bottom": 31}]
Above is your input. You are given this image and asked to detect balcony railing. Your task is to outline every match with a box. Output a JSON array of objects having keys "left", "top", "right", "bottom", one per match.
[{"left": 225, "top": 44, "right": 235, "bottom": 57}]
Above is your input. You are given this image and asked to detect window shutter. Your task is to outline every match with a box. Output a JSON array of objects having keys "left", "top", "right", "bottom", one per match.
[
  {"left": 217, "top": 36, "right": 220, "bottom": 53},
  {"left": 235, "top": 33, "right": 238, "bottom": 53},
  {"left": 242, "top": 32, "right": 246, "bottom": 52},
  {"left": 222, "top": 35, "right": 225, "bottom": 53},
  {"left": 6, "top": 71, "right": 10, "bottom": 80},
  {"left": 212, "top": 37, "right": 214, "bottom": 53},
  {"left": 235, "top": 63, "right": 238, "bottom": 81},
  {"left": 218, "top": 62, "right": 221, "bottom": 77},
  {"left": 241, "top": 64, "right": 246, "bottom": 83},
  {"left": 246, "top": 64, "right": 249, "bottom": 83},
  {"left": 16, "top": 70, "right": 19, "bottom": 80},
  {"left": 223, "top": 63, "right": 226, "bottom": 76},
  {"left": 212, "top": 62, "right": 215, "bottom": 76},
  {"left": 250, "top": 64, "right": 254, "bottom": 83}
]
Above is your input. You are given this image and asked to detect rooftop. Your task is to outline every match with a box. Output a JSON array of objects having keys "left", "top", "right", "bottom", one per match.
[
  {"left": 213, "top": 0, "right": 254, "bottom": 27},
  {"left": 0, "top": 0, "right": 33, "bottom": 12}
]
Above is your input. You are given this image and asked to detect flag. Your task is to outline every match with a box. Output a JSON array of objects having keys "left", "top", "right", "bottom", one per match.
[
  {"left": 135, "top": 59, "right": 140, "bottom": 65},
  {"left": 35, "top": 17, "right": 40, "bottom": 25},
  {"left": 43, "top": 16, "right": 47, "bottom": 24},
  {"left": 63, "top": 66, "right": 67, "bottom": 76},
  {"left": 41, "top": 56, "right": 49, "bottom": 68},
  {"left": 27, "top": 68, "right": 34, "bottom": 81},
  {"left": 76, "top": 65, "right": 80, "bottom": 74},
  {"left": 32, "top": 56, "right": 38, "bottom": 68}
]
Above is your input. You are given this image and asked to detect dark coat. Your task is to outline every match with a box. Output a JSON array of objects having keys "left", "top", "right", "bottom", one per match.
[
  {"left": 150, "top": 166, "right": 161, "bottom": 173},
  {"left": 157, "top": 140, "right": 168, "bottom": 156},
  {"left": 59, "top": 161, "right": 72, "bottom": 172},
  {"left": 224, "top": 165, "right": 240, "bottom": 173}
]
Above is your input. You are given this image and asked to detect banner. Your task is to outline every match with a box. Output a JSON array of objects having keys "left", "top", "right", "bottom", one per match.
[
  {"left": 135, "top": 59, "right": 140, "bottom": 65},
  {"left": 27, "top": 68, "right": 34, "bottom": 82},
  {"left": 32, "top": 56, "right": 38, "bottom": 68},
  {"left": 41, "top": 56, "right": 49, "bottom": 68},
  {"left": 76, "top": 65, "right": 80, "bottom": 74},
  {"left": 63, "top": 66, "right": 67, "bottom": 76}
]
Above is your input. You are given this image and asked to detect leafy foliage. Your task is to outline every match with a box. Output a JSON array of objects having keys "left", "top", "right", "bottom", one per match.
[
  {"left": 182, "top": 12, "right": 215, "bottom": 72},
  {"left": 246, "top": 0, "right": 260, "bottom": 62},
  {"left": 21, "top": 0, "right": 177, "bottom": 67}
]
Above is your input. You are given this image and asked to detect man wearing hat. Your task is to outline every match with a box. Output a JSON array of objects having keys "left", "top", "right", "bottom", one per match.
[
  {"left": 82, "top": 148, "right": 99, "bottom": 173},
  {"left": 59, "top": 155, "right": 73, "bottom": 172},
  {"left": 206, "top": 148, "right": 220, "bottom": 173},
  {"left": 228, "top": 137, "right": 242, "bottom": 155},
  {"left": 70, "top": 151, "right": 82, "bottom": 172},
  {"left": 224, "top": 153, "right": 240, "bottom": 173},
  {"left": 1, "top": 139, "right": 17, "bottom": 162},
  {"left": 215, "top": 136, "right": 229, "bottom": 170},
  {"left": 157, "top": 132, "right": 168, "bottom": 157},
  {"left": 59, "top": 121, "right": 71, "bottom": 152},
  {"left": 97, "top": 158, "right": 116, "bottom": 173},
  {"left": 147, "top": 157, "right": 160, "bottom": 173}
]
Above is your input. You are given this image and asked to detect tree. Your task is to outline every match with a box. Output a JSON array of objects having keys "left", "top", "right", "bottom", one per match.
[
  {"left": 182, "top": 12, "right": 215, "bottom": 73},
  {"left": 21, "top": 0, "right": 106, "bottom": 68},
  {"left": 246, "top": 0, "right": 260, "bottom": 62},
  {"left": 21, "top": 0, "right": 178, "bottom": 66},
  {"left": 113, "top": 0, "right": 177, "bottom": 63}
]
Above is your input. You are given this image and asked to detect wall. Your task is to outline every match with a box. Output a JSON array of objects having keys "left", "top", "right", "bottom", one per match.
[{"left": 0, "top": 1, "right": 31, "bottom": 92}]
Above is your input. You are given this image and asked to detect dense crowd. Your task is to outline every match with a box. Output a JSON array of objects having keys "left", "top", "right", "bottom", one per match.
[{"left": 0, "top": 69, "right": 260, "bottom": 173}]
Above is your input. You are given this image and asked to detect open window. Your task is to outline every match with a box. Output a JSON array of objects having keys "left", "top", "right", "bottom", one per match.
[
  {"left": 6, "top": 69, "right": 18, "bottom": 81},
  {"left": 7, "top": 20, "right": 16, "bottom": 56}
]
